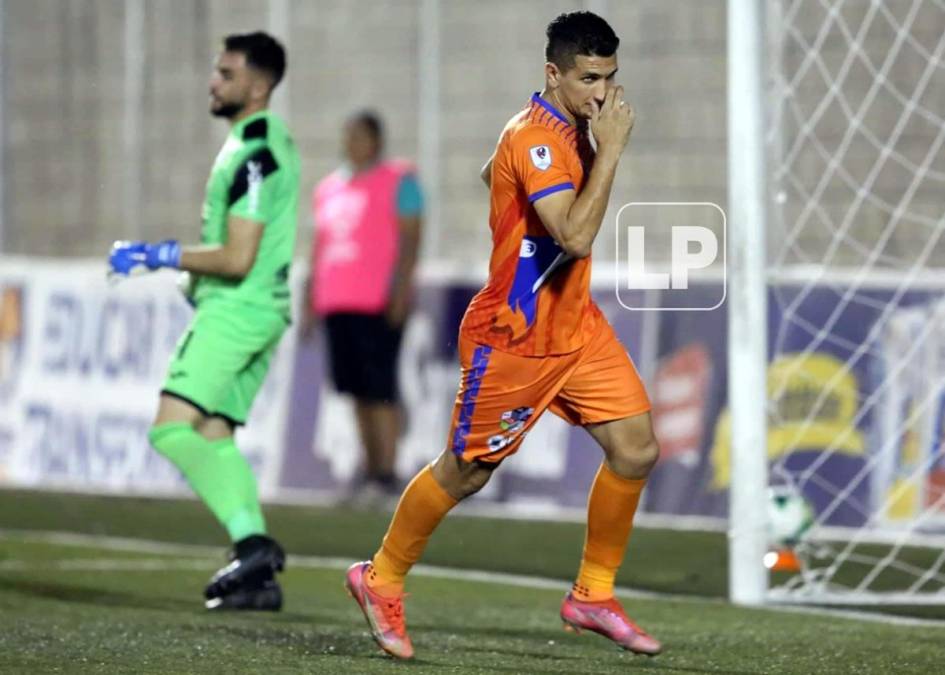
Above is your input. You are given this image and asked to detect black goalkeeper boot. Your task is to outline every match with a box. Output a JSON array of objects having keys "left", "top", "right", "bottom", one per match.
[
  {"left": 204, "top": 578, "right": 283, "bottom": 611},
  {"left": 204, "top": 535, "right": 286, "bottom": 611}
]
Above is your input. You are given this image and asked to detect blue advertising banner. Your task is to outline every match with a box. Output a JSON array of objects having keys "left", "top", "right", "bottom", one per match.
[{"left": 3, "top": 258, "right": 945, "bottom": 530}]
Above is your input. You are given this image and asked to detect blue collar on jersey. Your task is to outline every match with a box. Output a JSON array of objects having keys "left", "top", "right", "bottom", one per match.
[{"left": 531, "top": 92, "right": 571, "bottom": 126}]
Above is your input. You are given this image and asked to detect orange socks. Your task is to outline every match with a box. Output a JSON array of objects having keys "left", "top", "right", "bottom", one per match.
[
  {"left": 365, "top": 461, "right": 642, "bottom": 602},
  {"left": 573, "top": 462, "right": 646, "bottom": 602},
  {"left": 366, "top": 465, "right": 458, "bottom": 597}
]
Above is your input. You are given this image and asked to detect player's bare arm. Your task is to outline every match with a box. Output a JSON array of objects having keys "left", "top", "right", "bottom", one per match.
[
  {"left": 179, "top": 215, "right": 264, "bottom": 279},
  {"left": 533, "top": 85, "right": 634, "bottom": 258},
  {"left": 386, "top": 212, "right": 422, "bottom": 326}
]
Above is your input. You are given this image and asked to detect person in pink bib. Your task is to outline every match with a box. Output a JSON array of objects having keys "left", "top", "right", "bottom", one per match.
[{"left": 307, "top": 110, "right": 424, "bottom": 504}]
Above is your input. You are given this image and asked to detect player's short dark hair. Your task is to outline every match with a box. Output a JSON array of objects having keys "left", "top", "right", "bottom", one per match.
[
  {"left": 545, "top": 11, "right": 619, "bottom": 72},
  {"left": 223, "top": 31, "right": 286, "bottom": 89},
  {"left": 348, "top": 110, "right": 385, "bottom": 146}
]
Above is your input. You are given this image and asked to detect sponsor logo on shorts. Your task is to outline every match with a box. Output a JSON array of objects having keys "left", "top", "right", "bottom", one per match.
[
  {"left": 499, "top": 406, "right": 533, "bottom": 433},
  {"left": 487, "top": 406, "right": 535, "bottom": 454},
  {"left": 488, "top": 433, "right": 514, "bottom": 453}
]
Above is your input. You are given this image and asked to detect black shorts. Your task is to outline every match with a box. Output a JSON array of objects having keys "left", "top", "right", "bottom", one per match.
[{"left": 324, "top": 312, "right": 403, "bottom": 403}]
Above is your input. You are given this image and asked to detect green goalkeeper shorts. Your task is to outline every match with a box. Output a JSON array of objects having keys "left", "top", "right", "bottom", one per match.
[{"left": 161, "top": 299, "right": 288, "bottom": 425}]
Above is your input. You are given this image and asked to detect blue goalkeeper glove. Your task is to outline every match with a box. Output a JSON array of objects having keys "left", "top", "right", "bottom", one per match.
[
  {"left": 144, "top": 240, "right": 182, "bottom": 270},
  {"left": 108, "top": 239, "right": 181, "bottom": 279},
  {"left": 108, "top": 241, "right": 147, "bottom": 278}
]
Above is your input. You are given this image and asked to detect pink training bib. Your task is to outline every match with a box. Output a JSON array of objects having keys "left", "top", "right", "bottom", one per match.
[{"left": 310, "top": 159, "right": 413, "bottom": 314}]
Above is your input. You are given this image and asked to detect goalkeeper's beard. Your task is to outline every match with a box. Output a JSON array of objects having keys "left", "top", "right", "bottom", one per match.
[{"left": 211, "top": 101, "right": 243, "bottom": 120}]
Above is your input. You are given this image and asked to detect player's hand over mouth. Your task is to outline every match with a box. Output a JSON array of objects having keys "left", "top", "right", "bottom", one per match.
[{"left": 590, "top": 85, "right": 634, "bottom": 153}]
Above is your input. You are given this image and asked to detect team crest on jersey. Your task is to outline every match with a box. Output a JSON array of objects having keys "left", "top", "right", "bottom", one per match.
[{"left": 529, "top": 145, "right": 552, "bottom": 171}]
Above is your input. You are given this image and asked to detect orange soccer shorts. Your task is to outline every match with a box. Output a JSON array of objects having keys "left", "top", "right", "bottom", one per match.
[{"left": 447, "top": 320, "right": 651, "bottom": 464}]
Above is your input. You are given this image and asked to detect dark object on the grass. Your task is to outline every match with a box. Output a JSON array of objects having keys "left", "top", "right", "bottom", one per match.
[{"left": 204, "top": 535, "right": 286, "bottom": 611}]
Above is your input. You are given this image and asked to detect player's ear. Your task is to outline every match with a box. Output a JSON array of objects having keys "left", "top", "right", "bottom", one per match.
[
  {"left": 545, "top": 62, "right": 562, "bottom": 89},
  {"left": 249, "top": 74, "right": 271, "bottom": 103}
]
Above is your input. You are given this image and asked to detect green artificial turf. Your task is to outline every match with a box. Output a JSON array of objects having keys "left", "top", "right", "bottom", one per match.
[{"left": 0, "top": 489, "right": 943, "bottom": 673}]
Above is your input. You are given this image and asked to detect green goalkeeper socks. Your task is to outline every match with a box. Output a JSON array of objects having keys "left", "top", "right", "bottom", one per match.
[{"left": 148, "top": 423, "right": 267, "bottom": 542}]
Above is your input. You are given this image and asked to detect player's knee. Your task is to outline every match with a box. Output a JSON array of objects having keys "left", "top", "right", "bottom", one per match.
[
  {"left": 458, "top": 462, "right": 494, "bottom": 497},
  {"left": 640, "top": 439, "right": 661, "bottom": 472},
  {"left": 196, "top": 416, "right": 235, "bottom": 442},
  {"left": 443, "top": 463, "right": 493, "bottom": 500},
  {"left": 610, "top": 437, "right": 660, "bottom": 479},
  {"left": 147, "top": 423, "right": 189, "bottom": 460},
  {"left": 432, "top": 452, "right": 495, "bottom": 500},
  {"left": 148, "top": 426, "right": 168, "bottom": 455}
]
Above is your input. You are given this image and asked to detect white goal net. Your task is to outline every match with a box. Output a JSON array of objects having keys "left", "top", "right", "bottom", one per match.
[{"left": 764, "top": 0, "right": 945, "bottom": 604}]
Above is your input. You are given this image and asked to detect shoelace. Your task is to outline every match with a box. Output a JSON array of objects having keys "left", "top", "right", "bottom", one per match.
[{"left": 376, "top": 593, "right": 409, "bottom": 634}]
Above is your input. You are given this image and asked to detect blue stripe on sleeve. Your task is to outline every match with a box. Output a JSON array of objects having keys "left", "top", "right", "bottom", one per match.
[{"left": 527, "top": 182, "right": 575, "bottom": 203}]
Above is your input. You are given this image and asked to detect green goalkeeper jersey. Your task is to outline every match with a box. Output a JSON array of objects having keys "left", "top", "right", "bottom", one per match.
[{"left": 193, "top": 109, "right": 300, "bottom": 316}]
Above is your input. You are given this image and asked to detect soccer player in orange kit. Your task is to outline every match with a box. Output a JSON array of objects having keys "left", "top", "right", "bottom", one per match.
[{"left": 345, "top": 11, "right": 661, "bottom": 659}]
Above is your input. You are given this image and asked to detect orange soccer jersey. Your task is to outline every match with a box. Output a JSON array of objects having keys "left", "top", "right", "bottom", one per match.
[
  {"left": 460, "top": 92, "right": 603, "bottom": 357},
  {"left": 447, "top": 93, "right": 651, "bottom": 464}
]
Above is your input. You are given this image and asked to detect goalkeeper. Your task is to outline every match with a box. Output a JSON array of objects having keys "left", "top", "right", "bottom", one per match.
[{"left": 107, "top": 32, "right": 300, "bottom": 611}]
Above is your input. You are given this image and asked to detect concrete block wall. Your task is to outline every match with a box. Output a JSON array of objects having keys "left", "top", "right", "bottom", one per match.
[
  {"left": 3, "top": 0, "right": 727, "bottom": 263},
  {"left": 2, "top": 1, "right": 939, "bottom": 269}
]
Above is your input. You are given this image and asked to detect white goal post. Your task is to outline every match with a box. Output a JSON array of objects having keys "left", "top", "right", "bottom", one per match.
[{"left": 727, "top": 0, "right": 770, "bottom": 606}]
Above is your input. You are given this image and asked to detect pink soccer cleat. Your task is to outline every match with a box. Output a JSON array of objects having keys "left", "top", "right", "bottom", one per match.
[
  {"left": 560, "top": 592, "right": 662, "bottom": 656},
  {"left": 344, "top": 561, "right": 414, "bottom": 660}
]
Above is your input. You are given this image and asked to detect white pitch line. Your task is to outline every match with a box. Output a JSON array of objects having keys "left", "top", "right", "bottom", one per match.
[
  {"left": 0, "top": 529, "right": 222, "bottom": 557},
  {"left": 0, "top": 558, "right": 213, "bottom": 571},
  {"left": 2, "top": 528, "right": 945, "bottom": 629}
]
